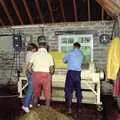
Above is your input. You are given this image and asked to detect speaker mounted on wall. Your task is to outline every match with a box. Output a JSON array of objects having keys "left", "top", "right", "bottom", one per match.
[{"left": 13, "top": 34, "right": 22, "bottom": 52}]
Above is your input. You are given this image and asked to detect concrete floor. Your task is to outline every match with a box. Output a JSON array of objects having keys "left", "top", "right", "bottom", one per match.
[{"left": 0, "top": 86, "right": 120, "bottom": 120}]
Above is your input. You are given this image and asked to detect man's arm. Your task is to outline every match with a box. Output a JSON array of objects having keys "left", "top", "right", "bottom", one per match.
[
  {"left": 28, "top": 62, "right": 33, "bottom": 73},
  {"left": 49, "top": 65, "right": 55, "bottom": 75},
  {"left": 49, "top": 55, "right": 55, "bottom": 75},
  {"left": 27, "top": 54, "right": 35, "bottom": 73},
  {"left": 63, "top": 54, "right": 69, "bottom": 63}
]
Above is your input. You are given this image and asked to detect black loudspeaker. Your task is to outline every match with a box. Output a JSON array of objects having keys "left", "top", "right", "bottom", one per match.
[
  {"left": 99, "top": 34, "right": 110, "bottom": 44},
  {"left": 13, "top": 34, "right": 22, "bottom": 51}
]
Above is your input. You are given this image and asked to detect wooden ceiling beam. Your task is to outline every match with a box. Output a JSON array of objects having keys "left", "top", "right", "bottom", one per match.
[
  {"left": 72, "top": 0, "right": 78, "bottom": 21},
  {"left": 59, "top": 0, "right": 65, "bottom": 21},
  {"left": 88, "top": 0, "right": 91, "bottom": 21},
  {"left": 11, "top": 0, "right": 23, "bottom": 25},
  {"left": 111, "top": 0, "right": 120, "bottom": 9},
  {"left": 96, "top": 0, "right": 120, "bottom": 17},
  {"left": 46, "top": 0, "right": 54, "bottom": 22},
  {"left": 34, "top": 0, "right": 44, "bottom": 23},
  {"left": 0, "top": 0, "right": 14, "bottom": 25},
  {"left": 21, "top": 0, "right": 34, "bottom": 24}
]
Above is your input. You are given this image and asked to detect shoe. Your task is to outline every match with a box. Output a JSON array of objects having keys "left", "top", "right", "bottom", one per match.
[
  {"left": 67, "top": 108, "right": 72, "bottom": 114},
  {"left": 22, "top": 106, "right": 30, "bottom": 113},
  {"left": 29, "top": 104, "right": 33, "bottom": 108}
]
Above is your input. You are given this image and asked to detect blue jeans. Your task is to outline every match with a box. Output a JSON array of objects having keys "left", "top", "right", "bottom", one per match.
[{"left": 24, "top": 71, "right": 33, "bottom": 107}]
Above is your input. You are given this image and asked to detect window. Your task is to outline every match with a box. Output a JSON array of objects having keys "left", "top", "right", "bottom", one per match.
[{"left": 58, "top": 34, "right": 93, "bottom": 67}]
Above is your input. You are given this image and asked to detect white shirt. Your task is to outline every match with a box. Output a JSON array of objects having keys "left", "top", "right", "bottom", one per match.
[
  {"left": 30, "top": 48, "right": 54, "bottom": 72},
  {"left": 26, "top": 51, "right": 33, "bottom": 65}
]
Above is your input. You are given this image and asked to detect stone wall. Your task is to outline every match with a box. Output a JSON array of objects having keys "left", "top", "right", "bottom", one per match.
[{"left": 0, "top": 20, "right": 113, "bottom": 84}]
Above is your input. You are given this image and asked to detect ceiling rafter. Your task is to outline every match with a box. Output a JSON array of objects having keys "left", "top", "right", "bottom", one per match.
[
  {"left": 59, "top": 0, "right": 65, "bottom": 21},
  {"left": 0, "top": 0, "right": 14, "bottom": 25},
  {"left": 34, "top": 0, "right": 44, "bottom": 23},
  {"left": 0, "top": 18, "right": 5, "bottom": 26},
  {"left": 21, "top": 0, "right": 34, "bottom": 24},
  {"left": 11, "top": 0, "right": 23, "bottom": 25},
  {"left": 72, "top": 0, "right": 78, "bottom": 21},
  {"left": 88, "top": 0, "right": 91, "bottom": 21},
  {"left": 46, "top": 0, "right": 54, "bottom": 22},
  {"left": 96, "top": 0, "right": 120, "bottom": 17}
]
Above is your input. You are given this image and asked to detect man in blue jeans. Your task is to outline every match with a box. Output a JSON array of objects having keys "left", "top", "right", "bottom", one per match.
[
  {"left": 63, "top": 42, "right": 84, "bottom": 113},
  {"left": 22, "top": 43, "right": 38, "bottom": 113}
]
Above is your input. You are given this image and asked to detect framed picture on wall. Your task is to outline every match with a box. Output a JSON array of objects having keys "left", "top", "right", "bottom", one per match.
[{"left": 58, "top": 34, "right": 93, "bottom": 68}]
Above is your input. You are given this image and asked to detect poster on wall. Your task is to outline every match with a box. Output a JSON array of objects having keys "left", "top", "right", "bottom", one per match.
[{"left": 50, "top": 34, "right": 93, "bottom": 69}]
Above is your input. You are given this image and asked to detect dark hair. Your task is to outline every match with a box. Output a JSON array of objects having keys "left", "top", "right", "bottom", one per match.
[
  {"left": 27, "top": 43, "right": 38, "bottom": 51},
  {"left": 38, "top": 42, "right": 46, "bottom": 46},
  {"left": 73, "top": 42, "right": 81, "bottom": 48},
  {"left": 46, "top": 45, "right": 49, "bottom": 52},
  {"left": 38, "top": 42, "right": 48, "bottom": 49},
  {"left": 37, "top": 36, "right": 46, "bottom": 45}
]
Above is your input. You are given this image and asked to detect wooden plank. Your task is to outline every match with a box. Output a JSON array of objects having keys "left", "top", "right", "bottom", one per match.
[
  {"left": 88, "top": 0, "right": 91, "bottom": 21},
  {"left": 96, "top": 0, "right": 120, "bottom": 17},
  {"left": 111, "top": 0, "right": 120, "bottom": 8},
  {"left": 21, "top": 0, "right": 33, "bottom": 24},
  {"left": 0, "top": 0, "right": 14, "bottom": 25},
  {"left": 59, "top": 0, "right": 65, "bottom": 21},
  {"left": 72, "top": 0, "right": 78, "bottom": 21},
  {"left": 34, "top": 0, "right": 44, "bottom": 23},
  {"left": 46, "top": 0, "right": 54, "bottom": 22},
  {"left": 11, "top": 0, "right": 23, "bottom": 25}
]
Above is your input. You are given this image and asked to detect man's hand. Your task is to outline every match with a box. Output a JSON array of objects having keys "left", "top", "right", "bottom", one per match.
[
  {"left": 28, "top": 68, "right": 33, "bottom": 73},
  {"left": 49, "top": 66, "right": 55, "bottom": 75},
  {"left": 28, "top": 63, "right": 33, "bottom": 73}
]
